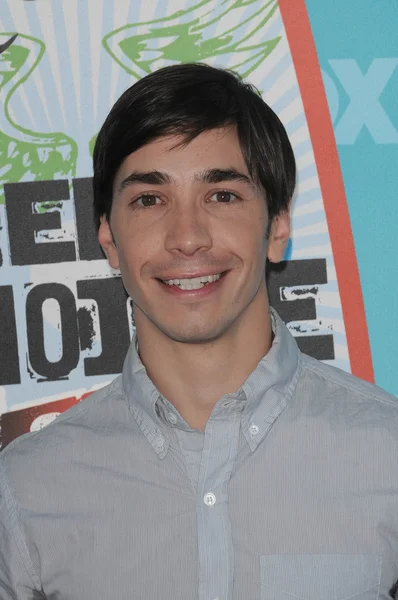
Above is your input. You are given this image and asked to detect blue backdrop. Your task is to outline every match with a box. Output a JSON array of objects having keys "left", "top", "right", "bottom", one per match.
[{"left": 306, "top": 0, "right": 398, "bottom": 396}]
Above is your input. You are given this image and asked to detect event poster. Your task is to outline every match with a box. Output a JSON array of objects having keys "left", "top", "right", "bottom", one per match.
[{"left": 0, "top": 0, "right": 396, "bottom": 448}]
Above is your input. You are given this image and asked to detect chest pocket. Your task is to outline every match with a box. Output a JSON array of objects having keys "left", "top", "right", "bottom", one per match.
[{"left": 260, "top": 554, "right": 381, "bottom": 600}]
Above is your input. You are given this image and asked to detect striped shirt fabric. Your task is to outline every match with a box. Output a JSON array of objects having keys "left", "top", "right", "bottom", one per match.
[{"left": 1, "top": 308, "right": 398, "bottom": 600}]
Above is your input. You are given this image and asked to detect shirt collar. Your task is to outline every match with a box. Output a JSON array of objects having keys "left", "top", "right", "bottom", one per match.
[
  {"left": 122, "top": 308, "right": 302, "bottom": 456},
  {"left": 122, "top": 333, "right": 170, "bottom": 458},
  {"left": 240, "top": 307, "right": 302, "bottom": 451}
]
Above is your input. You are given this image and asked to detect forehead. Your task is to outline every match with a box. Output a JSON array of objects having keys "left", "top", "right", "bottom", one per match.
[{"left": 114, "top": 128, "right": 248, "bottom": 185}]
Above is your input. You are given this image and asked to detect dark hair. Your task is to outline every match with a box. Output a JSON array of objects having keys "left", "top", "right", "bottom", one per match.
[{"left": 93, "top": 62, "right": 296, "bottom": 227}]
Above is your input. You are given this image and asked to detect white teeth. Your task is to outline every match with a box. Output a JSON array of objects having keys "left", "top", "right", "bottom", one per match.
[{"left": 163, "top": 273, "right": 222, "bottom": 290}]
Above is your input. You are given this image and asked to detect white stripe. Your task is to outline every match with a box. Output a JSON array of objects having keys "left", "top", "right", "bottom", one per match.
[
  {"left": 333, "top": 343, "right": 350, "bottom": 361},
  {"left": 283, "top": 105, "right": 308, "bottom": 140},
  {"left": 19, "top": 2, "right": 55, "bottom": 132},
  {"left": 256, "top": 41, "right": 286, "bottom": 91},
  {"left": 264, "top": 63, "right": 296, "bottom": 105},
  {"left": 165, "top": 0, "right": 179, "bottom": 17},
  {"left": 13, "top": 85, "right": 36, "bottom": 132},
  {"left": 0, "top": 35, "right": 48, "bottom": 138},
  {"left": 293, "top": 198, "right": 324, "bottom": 216},
  {"left": 14, "top": 36, "right": 39, "bottom": 132},
  {"left": 287, "top": 320, "right": 336, "bottom": 334},
  {"left": 8, "top": 0, "right": 29, "bottom": 36},
  {"left": 25, "top": 67, "right": 53, "bottom": 132},
  {"left": 318, "top": 291, "right": 342, "bottom": 308},
  {"left": 36, "top": 3, "right": 67, "bottom": 128},
  {"left": 109, "top": 1, "right": 131, "bottom": 106},
  {"left": 88, "top": 0, "right": 103, "bottom": 124},
  {"left": 212, "top": 1, "right": 268, "bottom": 41},
  {"left": 29, "top": 259, "right": 116, "bottom": 282},
  {"left": 63, "top": 0, "right": 81, "bottom": 124},
  {"left": 324, "top": 318, "right": 347, "bottom": 335},
  {"left": 296, "top": 176, "right": 319, "bottom": 194},
  {"left": 292, "top": 221, "right": 329, "bottom": 238},
  {"left": 139, "top": 0, "right": 158, "bottom": 23},
  {"left": 296, "top": 151, "right": 316, "bottom": 170},
  {"left": 292, "top": 244, "right": 333, "bottom": 258},
  {"left": 326, "top": 264, "right": 337, "bottom": 280}
]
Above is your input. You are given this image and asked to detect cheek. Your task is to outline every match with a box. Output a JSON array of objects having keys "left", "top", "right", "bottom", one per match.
[
  {"left": 237, "top": 216, "right": 269, "bottom": 276},
  {"left": 112, "top": 235, "right": 140, "bottom": 284},
  {"left": 116, "top": 235, "right": 157, "bottom": 292},
  {"left": 225, "top": 211, "right": 268, "bottom": 255}
]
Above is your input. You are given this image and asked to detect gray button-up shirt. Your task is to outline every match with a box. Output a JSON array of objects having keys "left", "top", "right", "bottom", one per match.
[{"left": 1, "top": 309, "right": 398, "bottom": 600}]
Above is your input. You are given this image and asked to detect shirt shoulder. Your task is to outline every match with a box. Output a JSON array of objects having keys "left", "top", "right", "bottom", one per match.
[
  {"left": 299, "top": 352, "right": 398, "bottom": 422},
  {"left": 0, "top": 375, "right": 127, "bottom": 474},
  {"left": 0, "top": 375, "right": 132, "bottom": 597}
]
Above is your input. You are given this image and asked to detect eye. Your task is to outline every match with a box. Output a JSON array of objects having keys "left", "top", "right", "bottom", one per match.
[
  {"left": 134, "top": 194, "right": 162, "bottom": 207},
  {"left": 208, "top": 190, "right": 239, "bottom": 203}
]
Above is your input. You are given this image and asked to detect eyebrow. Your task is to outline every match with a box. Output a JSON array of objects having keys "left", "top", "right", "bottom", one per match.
[
  {"left": 116, "top": 167, "right": 254, "bottom": 195},
  {"left": 195, "top": 168, "right": 254, "bottom": 186},
  {"left": 117, "top": 170, "right": 171, "bottom": 195}
]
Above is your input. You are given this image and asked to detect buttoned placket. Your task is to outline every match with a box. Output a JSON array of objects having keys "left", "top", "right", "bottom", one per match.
[
  {"left": 196, "top": 411, "right": 241, "bottom": 600},
  {"left": 120, "top": 307, "right": 303, "bottom": 599}
]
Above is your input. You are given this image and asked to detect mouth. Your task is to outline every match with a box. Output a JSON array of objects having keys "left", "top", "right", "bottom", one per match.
[{"left": 157, "top": 271, "right": 227, "bottom": 292}]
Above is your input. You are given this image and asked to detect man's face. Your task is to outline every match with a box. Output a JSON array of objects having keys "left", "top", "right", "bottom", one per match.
[{"left": 99, "top": 128, "right": 289, "bottom": 344}]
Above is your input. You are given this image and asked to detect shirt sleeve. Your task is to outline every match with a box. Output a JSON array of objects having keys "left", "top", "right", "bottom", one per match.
[{"left": 0, "top": 459, "right": 41, "bottom": 599}]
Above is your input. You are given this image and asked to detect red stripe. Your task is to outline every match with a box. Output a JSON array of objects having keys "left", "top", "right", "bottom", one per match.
[{"left": 278, "top": 0, "right": 374, "bottom": 382}]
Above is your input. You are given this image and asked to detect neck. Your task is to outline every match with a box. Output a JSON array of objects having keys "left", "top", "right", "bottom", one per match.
[{"left": 135, "top": 289, "right": 273, "bottom": 430}]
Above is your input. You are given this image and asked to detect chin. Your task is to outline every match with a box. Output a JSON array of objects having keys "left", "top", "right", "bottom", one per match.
[
  {"left": 158, "top": 318, "right": 235, "bottom": 345},
  {"left": 169, "top": 333, "right": 219, "bottom": 345}
]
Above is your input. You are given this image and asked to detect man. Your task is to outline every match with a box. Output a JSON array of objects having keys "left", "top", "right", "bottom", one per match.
[{"left": 1, "top": 63, "right": 397, "bottom": 600}]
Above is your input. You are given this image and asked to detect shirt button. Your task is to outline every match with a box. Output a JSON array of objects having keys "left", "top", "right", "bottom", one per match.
[
  {"left": 249, "top": 424, "right": 259, "bottom": 436},
  {"left": 203, "top": 492, "right": 216, "bottom": 506},
  {"left": 155, "top": 436, "right": 164, "bottom": 448},
  {"left": 167, "top": 412, "right": 178, "bottom": 425}
]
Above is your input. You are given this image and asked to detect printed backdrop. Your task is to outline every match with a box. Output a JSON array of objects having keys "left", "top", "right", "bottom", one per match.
[{"left": 0, "top": 0, "right": 397, "bottom": 448}]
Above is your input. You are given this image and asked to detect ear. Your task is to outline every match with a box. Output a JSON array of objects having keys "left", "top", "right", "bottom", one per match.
[
  {"left": 267, "top": 211, "right": 291, "bottom": 263},
  {"left": 98, "top": 217, "right": 120, "bottom": 270}
]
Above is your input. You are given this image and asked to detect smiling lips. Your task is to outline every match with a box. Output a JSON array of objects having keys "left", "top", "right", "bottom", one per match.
[{"left": 161, "top": 273, "right": 223, "bottom": 290}]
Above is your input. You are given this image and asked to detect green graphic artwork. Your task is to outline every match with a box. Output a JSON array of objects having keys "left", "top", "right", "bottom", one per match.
[
  {"left": 0, "top": 33, "right": 77, "bottom": 202},
  {"left": 89, "top": 0, "right": 280, "bottom": 154},
  {"left": 104, "top": 0, "right": 279, "bottom": 78}
]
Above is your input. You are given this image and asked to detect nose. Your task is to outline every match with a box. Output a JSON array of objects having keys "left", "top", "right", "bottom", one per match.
[{"left": 164, "top": 203, "right": 213, "bottom": 256}]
